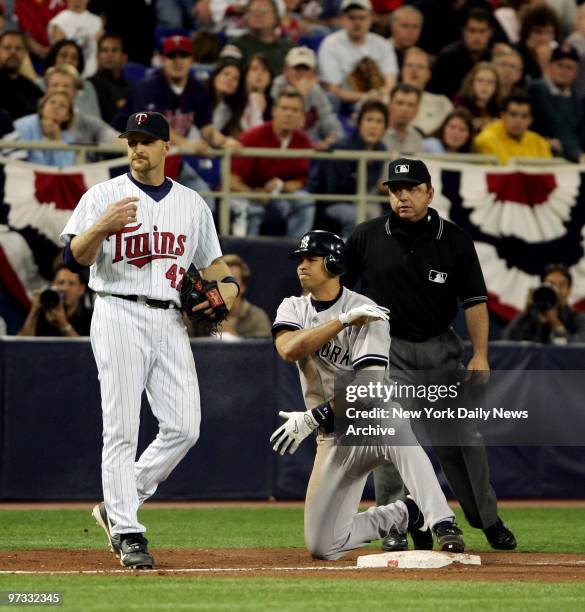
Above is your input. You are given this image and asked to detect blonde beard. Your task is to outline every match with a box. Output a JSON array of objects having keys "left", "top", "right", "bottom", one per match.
[{"left": 131, "top": 158, "right": 152, "bottom": 173}]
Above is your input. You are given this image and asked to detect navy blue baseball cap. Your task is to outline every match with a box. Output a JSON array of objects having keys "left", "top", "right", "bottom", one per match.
[
  {"left": 383, "top": 158, "right": 432, "bottom": 187},
  {"left": 119, "top": 111, "right": 170, "bottom": 142},
  {"left": 551, "top": 44, "right": 579, "bottom": 64}
]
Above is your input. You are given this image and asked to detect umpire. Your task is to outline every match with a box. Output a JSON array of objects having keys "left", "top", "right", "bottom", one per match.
[{"left": 344, "top": 157, "right": 517, "bottom": 551}]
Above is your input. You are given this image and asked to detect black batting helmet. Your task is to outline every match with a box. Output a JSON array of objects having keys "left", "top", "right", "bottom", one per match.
[{"left": 290, "top": 230, "right": 346, "bottom": 276}]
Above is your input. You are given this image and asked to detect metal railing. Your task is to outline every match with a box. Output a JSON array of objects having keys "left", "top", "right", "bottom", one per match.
[{"left": 0, "top": 138, "right": 540, "bottom": 236}]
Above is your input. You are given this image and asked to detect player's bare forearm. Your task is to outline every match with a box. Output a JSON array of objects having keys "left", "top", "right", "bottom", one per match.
[
  {"left": 201, "top": 258, "right": 238, "bottom": 309},
  {"left": 70, "top": 229, "right": 109, "bottom": 266},
  {"left": 465, "top": 302, "right": 489, "bottom": 369},
  {"left": 275, "top": 320, "right": 344, "bottom": 362},
  {"left": 276, "top": 305, "right": 389, "bottom": 362},
  {"left": 71, "top": 196, "right": 139, "bottom": 265}
]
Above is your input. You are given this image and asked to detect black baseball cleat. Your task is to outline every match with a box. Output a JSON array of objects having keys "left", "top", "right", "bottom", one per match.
[
  {"left": 382, "top": 528, "right": 408, "bottom": 552},
  {"left": 113, "top": 533, "right": 154, "bottom": 569},
  {"left": 404, "top": 496, "right": 433, "bottom": 550},
  {"left": 92, "top": 502, "right": 120, "bottom": 557},
  {"left": 433, "top": 520, "right": 465, "bottom": 553},
  {"left": 484, "top": 517, "right": 517, "bottom": 550}
]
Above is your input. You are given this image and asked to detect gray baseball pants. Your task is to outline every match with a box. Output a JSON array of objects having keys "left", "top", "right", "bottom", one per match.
[{"left": 304, "top": 428, "right": 454, "bottom": 560}]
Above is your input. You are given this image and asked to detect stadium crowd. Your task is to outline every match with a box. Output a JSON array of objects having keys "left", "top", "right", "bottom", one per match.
[
  {"left": 1, "top": 0, "right": 585, "bottom": 334},
  {"left": 1, "top": 2, "right": 585, "bottom": 228}
]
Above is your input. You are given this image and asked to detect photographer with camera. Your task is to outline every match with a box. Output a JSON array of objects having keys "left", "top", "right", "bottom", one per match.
[
  {"left": 18, "top": 265, "right": 92, "bottom": 337},
  {"left": 502, "top": 264, "right": 585, "bottom": 344}
]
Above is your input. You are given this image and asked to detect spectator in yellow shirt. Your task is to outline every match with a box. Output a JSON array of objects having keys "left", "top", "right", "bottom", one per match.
[{"left": 474, "top": 92, "right": 552, "bottom": 165}]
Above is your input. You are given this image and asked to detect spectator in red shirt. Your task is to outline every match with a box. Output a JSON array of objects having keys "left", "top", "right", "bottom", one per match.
[
  {"left": 14, "top": 0, "right": 66, "bottom": 61},
  {"left": 230, "top": 86, "right": 314, "bottom": 236}
]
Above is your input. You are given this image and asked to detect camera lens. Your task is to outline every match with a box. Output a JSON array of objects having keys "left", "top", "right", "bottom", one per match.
[
  {"left": 532, "top": 283, "right": 558, "bottom": 312},
  {"left": 39, "top": 288, "right": 62, "bottom": 310}
]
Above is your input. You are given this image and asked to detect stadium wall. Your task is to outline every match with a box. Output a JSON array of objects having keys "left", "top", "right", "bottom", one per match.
[{"left": 0, "top": 339, "right": 584, "bottom": 500}]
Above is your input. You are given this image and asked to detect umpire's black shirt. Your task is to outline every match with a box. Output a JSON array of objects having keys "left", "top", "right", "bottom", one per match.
[{"left": 344, "top": 208, "right": 487, "bottom": 341}]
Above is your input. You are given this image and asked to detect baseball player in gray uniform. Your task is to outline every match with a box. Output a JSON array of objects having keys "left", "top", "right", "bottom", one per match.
[
  {"left": 60, "top": 111, "right": 238, "bottom": 569},
  {"left": 271, "top": 230, "right": 464, "bottom": 560}
]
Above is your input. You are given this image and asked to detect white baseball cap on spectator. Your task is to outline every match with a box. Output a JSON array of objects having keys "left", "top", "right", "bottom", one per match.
[
  {"left": 341, "top": 0, "right": 372, "bottom": 12},
  {"left": 219, "top": 44, "right": 244, "bottom": 62},
  {"left": 285, "top": 47, "right": 316, "bottom": 69}
]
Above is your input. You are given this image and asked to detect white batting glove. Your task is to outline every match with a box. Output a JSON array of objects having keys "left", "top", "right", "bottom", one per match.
[
  {"left": 339, "top": 304, "right": 389, "bottom": 327},
  {"left": 270, "top": 411, "right": 319, "bottom": 456}
]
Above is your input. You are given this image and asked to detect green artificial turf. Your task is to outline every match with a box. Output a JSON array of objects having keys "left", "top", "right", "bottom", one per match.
[
  {"left": 0, "top": 506, "right": 584, "bottom": 553},
  {"left": 0, "top": 576, "right": 583, "bottom": 612}
]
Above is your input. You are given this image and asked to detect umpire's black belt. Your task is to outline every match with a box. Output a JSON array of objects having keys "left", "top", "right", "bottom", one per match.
[{"left": 108, "top": 293, "right": 178, "bottom": 310}]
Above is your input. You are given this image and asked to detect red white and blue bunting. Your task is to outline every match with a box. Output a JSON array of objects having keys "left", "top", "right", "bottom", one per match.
[{"left": 427, "top": 160, "right": 585, "bottom": 320}]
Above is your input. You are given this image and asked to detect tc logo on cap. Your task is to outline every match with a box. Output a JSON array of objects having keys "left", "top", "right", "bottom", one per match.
[
  {"left": 395, "top": 164, "right": 410, "bottom": 174},
  {"left": 429, "top": 270, "right": 448, "bottom": 284},
  {"left": 135, "top": 113, "right": 148, "bottom": 125}
]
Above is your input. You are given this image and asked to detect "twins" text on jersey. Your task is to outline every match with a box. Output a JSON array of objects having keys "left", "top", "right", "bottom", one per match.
[{"left": 108, "top": 224, "right": 187, "bottom": 268}]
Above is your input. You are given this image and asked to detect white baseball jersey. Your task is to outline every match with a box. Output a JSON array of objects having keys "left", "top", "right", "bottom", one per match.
[
  {"left": 60, "top": 173, "right": 222, "bottom": 303},
  {"left": 61, "top": 172, "right": 223, "bottom": 537},
  {"left": 273, "top": 287, "right": 390, "bottom": 409}
]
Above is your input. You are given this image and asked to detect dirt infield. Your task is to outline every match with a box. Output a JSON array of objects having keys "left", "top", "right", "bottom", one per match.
[
  {"left": 1, "top": 499, "right": 585, "bottom": 510},
  {"left": 2, "top": 502, "right": 585, "bottom": 582},
  {"left": 2, "top": 549, "right": 585, "bottom": 582}
]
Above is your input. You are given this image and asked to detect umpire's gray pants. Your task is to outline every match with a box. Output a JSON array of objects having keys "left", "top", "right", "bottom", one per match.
[{"left": 374, "top": 328, "right": 499, "bottom": 530}]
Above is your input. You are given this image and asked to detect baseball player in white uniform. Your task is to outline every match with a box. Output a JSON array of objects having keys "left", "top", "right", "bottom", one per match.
[
  {"left": 271, "top": 230, "right": 465, "bottom": 560},
  {"left": 60, "top": 111, "right": 238, "bottom": 569}
]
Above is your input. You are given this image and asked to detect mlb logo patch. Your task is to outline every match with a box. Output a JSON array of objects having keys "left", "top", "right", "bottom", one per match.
[
  {"left": 395, "top": 164, "right": 409, "bottom": 174},
  {"left": 429, "top": 270, "right": 447, "bottom": 284}
]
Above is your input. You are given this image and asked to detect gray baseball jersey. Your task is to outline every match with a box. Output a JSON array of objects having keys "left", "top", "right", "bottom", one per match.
[
  {"left": 274, "top": 288, "right": 389, "bottom": 408},
  {"left": 273, "top": 286, "right": 454, "bottom": 560}
]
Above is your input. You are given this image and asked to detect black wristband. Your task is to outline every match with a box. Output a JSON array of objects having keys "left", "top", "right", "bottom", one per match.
[
  {"left": 63, "top": 242, "right": 88, "bottom": 273},
  {"left": 221, "top": 275, "right": 241, "bottom": 296},
  {"left": 310, "top": 401, "right": 335, "bottom": 433}
]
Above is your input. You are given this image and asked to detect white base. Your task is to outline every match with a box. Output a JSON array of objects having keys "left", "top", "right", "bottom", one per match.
[{"left": 357, "top": 550, "right": 481, "bottom": 569}]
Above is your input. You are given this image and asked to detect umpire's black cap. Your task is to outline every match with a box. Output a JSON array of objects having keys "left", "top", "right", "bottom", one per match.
[
  {"left": 383, "top": 158, "right": 432, "bottom": 187},
  {"left": 119, "top": 111, "right": 170, "bottom": 142}
]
